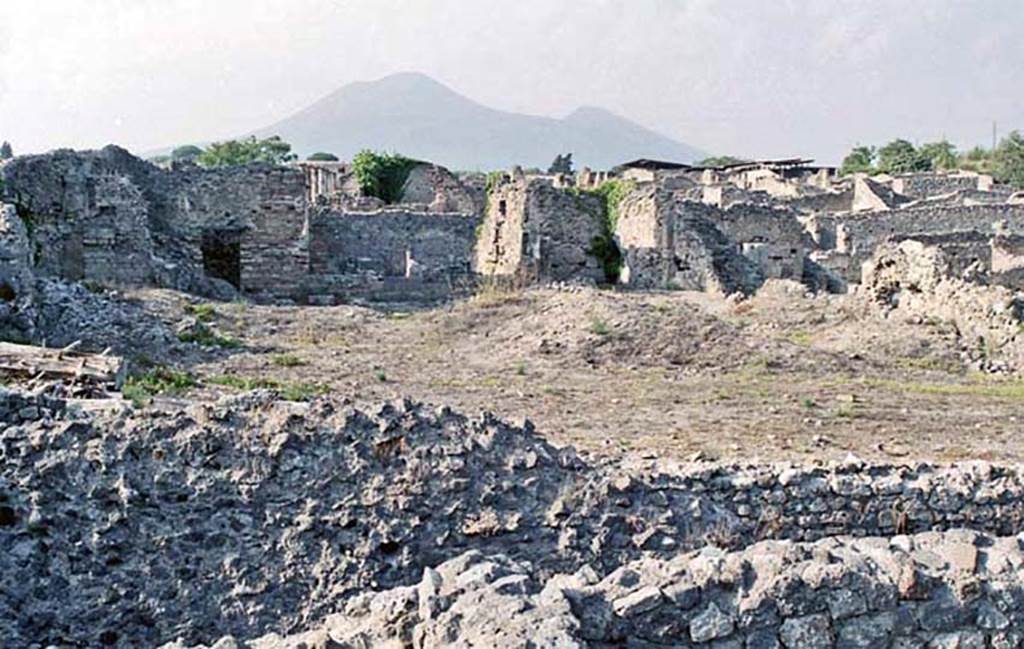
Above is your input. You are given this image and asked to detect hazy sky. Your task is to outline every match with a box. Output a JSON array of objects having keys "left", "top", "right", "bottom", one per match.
[{"left": 1, "top": 0, "right": 1021, "bottom": 164}]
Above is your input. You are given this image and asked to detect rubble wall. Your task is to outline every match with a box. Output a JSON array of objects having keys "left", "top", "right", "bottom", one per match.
[
  {"left": 474, "top": 174, "right": 605, "bottom": 283},
  {"left": 892, "top": 172, "right": 986, "bottom": 199},
  {"left": 0, "top": 147, "right": 310, "bottom": 300},
  {"left": 308, "top": 208, "right": 478, "bottom": 302},
  {"left": 6, "top": 389, "right": 1024, "bottom": 647},
  {"left": 617, "top": 190, "right": 782, "bottom": 294},
  {"left": 254, "top": 531, "right": 1024, "bottom": 648},
  {"left": 810, "top": 204, "right": 1024, "bottom": 282}
]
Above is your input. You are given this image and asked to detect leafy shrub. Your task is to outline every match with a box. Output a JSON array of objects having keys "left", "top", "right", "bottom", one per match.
[
  {"left": 351, "top": 150, "right": 419, "bottom": 203},
  {"left": 122, "top": 367, "right": 197, "bottom": 404},
  {"left": 578, "top": 179, "right": 633, "bottom": 283}
]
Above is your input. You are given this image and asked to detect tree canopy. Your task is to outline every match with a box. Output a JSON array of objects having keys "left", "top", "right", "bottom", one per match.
[
  {"left": 993, "top": 131, "right": 1024, "bottom": 189},
  {"left": 196, "top": 136, "right": 296, "bottom": 168},
  {"left": 547, "top": 153, "right": 574, "bottom": 174},
  {"left": 697, "top": 155, "right": 747, "bottom": 168},
  {"left": 307, "top": 152, "right": 340, "bottom": 162},
  {"left": 0, "top": 141, "right": 12, "bottom": 160},
  {"left": 171, "top": 145, "right": 204, "bottom": 162},
  {"left": 839, "top": 146, "right": 876, "bottom": 176},
  {"left": 876, "top": 139, "right": 930, "bottom": 174},
  {"left": 835, "top": 133, "right": 1024, "bottom": 189}
]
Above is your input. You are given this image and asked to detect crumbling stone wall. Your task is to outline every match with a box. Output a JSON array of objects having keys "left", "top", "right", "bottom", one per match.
[
  {"left": 400, "top": 163, "right": 482, "bottom": 214},
  {"left": 862, "top": 239, "right": 1024, "bottom": 371},
  {"left": 990, "top": 234, "right": 1024, "bottom": 288},
  {"left": 808, "top": 203, "right": 1024, "bottom": 283},
  {"left": 892, "top": 171, "right": 992, "bottom": 198},
  {"left": 260, "top": 530, "right": 1024, "bottom": 648},
  {"left": 474, "top": 171, "right": 606, "bottom": 284},
  {"left": 1, "top": 147, "right": 310, "bottom": 301},
  {"left": 616, "top": 187, "right": 803, "bottom": 294},
  {"left": 308, "top": 207, "right": 479, "bottom": 303}
]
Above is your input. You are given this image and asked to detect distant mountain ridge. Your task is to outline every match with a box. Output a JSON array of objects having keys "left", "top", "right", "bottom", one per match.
[{"left": 244, "top": 72, "right": 704, "bottom": 170}]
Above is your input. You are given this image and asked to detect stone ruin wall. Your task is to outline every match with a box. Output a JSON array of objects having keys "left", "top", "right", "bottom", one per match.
[
  {"left": 616, "top": 188, "right": 807, "bottom": 294},
  {"left": 474, "top": 173, "right": 606, "bottom": 284},
  {"left": 1, "top": 148, "right": 489, "bottom": 305},
  {"left": 0, "top": 147, "right": 311, "bottom": 301},
  {"left": 307, "top": 207, "right": 479, "bottom": 304},
  {"left": 808, "top": 203, "right": 1024, "bottom": 284},
  {"left": 892, "top": 172, "right": 991, "bottom": 199}
]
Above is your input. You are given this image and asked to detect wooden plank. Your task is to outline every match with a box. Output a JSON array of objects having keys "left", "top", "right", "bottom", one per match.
[{"left": 0, "top": 341, "right": 126, "bottom": 388}]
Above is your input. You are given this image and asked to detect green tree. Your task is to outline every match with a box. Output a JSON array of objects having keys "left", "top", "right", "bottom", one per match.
[
  {"left": 877, "top": 139, "right": 930, "bottom": 174},
  {"left": 697, "top": 155, "right": 747, "bottom": 167},
  {"left": 918, "top": 140, "right": 958, "bottom": 171},
  {"left": 171, "top": 145, "right": 204, "bottom": 162},
  {"left": 351, "top": 150, "right": 418, "bottom": 203},
  {"left": 548, "top": 153, "right": 573, "bottom": 174},
  {"left": 957, "top": 146, "right": 994, "bottom": 173},
  {"left": 307, "top": 152, "right": 340, "bottom": 162},
  {"left": 839, "top": 145, "right": 876, "bottom": 175},
  {"left": 993, "top": 130, "right": 1024, "bottom": 189},
  {"left": 0, "top": 141, "right": 12, "bottom": 160},
  {"left": 196, "top": 135, "right": 296, "bottom": 168}
]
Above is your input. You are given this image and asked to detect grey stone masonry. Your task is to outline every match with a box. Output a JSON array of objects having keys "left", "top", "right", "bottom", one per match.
[{"left": 198, "top": 529, "right": 1024, "bottom": 647}]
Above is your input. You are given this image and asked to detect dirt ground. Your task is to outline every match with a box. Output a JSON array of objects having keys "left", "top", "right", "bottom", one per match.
[{"left": 123, "top": 281, "right": 1024, "bottom": 464}]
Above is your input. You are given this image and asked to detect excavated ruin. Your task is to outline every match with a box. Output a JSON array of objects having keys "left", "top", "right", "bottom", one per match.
[{"left": 3, "top": 385, "right": 1024, "bottom": 647}]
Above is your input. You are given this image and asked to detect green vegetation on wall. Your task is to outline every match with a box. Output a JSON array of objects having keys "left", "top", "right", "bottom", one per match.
[
  {"left": 577, "top": 179, "right": 634, "bottom": 284},
  {"left": 351, "top": 150, "right": 419, "bottom": 203}
]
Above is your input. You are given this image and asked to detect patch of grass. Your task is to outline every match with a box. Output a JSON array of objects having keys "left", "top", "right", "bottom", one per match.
[
  {"left": 589, "top": 316, "right": 611, "bottom": 336},
  {"left": 868, "top": 378, "right": 1024, "bottom": 400},
  {"left": 122, "top": 367, "right": 198, "bottom": 405},
  {"left": 184, "top": 303, "right": 217, "bottom": 322},
  {"left": 784, "top": 330, "right": 812, "bottom": 346},
  {"left": 895, "top": 356, "right": 962, "bottom": 374},
  {"left": 801, "top": 397, "right": 817, "bottom": 409},
  {"left": 177, "top": 327, "right": 241, "bottom": 349},
  {"left": 542, "top": 385, "right": 566, "bottom": 397},
  {"left": 374, "top": 370, "right": 388, "bottom": 383},
  {"left": 515, "top": 361, "right": 527, "bottom": 376},
  {"left": 271, "top": 353, "right": 307, "bottom": 368},
  {"left": 834, "top": 402, "right": 858, "bottom": 419},
  {"left": 206, "top": 375, "right": 329, "bottom": 401}
]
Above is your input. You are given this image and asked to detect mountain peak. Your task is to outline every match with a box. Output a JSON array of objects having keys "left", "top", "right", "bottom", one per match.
[{"left": 255, "top": 73, "right": 704, "bottom": 169}]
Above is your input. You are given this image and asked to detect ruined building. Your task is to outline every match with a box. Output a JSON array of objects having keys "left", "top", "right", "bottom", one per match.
[
  {"left": 0, "top": 147, "right": 481, "bottom": 305},
  {"left": 2, "top": 144, "right": 1023, "bottom": 306}
]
